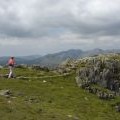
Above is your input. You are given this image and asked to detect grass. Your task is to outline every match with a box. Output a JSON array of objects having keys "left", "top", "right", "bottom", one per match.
[
  {"left": 0, "top": 68, "right": 58, "bottom": 77},
  {"left": 0, "top": 68, "right": 120, "bottom": 120}
]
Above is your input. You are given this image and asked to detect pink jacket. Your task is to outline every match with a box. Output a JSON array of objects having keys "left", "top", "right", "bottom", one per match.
[{"left": 8, "top": 58, "right": 15, "bottom": 66}]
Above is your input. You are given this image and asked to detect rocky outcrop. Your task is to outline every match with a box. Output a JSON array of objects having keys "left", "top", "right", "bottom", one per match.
[
  {"left": 76, "top": 54, "right": 120, "bottom": 96},
  {"left": 57, "top": 58, "right": 79, "bottom": 74}
]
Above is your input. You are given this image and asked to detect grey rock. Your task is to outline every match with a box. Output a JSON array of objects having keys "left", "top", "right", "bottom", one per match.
[
  {"left": 76, "top": 57, "right": 120, "bottom": 94},
  {"left": 115, "top": 104, "right": 120, "bottom": 112},
  {"left": 0, "top": 90, "right": 12, "bottom": 97}
]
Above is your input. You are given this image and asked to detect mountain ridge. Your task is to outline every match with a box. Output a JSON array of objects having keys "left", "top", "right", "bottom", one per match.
[{"left": 0, "top": 49, "right": 120, "bottom": 67}]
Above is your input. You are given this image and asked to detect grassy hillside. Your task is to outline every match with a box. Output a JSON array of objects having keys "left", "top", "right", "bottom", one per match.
[{"left": 0, "top": 67, "right": 120, "bottom": 120}]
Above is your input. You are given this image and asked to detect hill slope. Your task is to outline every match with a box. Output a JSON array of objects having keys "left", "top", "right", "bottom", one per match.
[{"left": 0, "top": 67, "right": 120, "bottom": 120}]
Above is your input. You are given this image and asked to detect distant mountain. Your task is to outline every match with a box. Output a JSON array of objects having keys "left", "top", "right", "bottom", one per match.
[
  {"left": 0, "top": 57, "right": 28, "bottom": 65},
  {"left": 30, "top": 49, "right": 83, "bottom": 67},
  {"left": 105, "top": 49, "right": 120, "bottom": 53},
  {"left": 17, "top": 55, "right": 42, "bottom": 60},
  {"left": 0, "top": 55, "right": 41, "bottom": 65},
  {"left": 85, "top": 48, "right": 105, "bottom": 56},
  {"left": 0, "top": 49, "right": 120, "bottom": 67}
]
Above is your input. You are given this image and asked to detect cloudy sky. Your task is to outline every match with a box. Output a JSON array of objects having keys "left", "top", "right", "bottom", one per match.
[{"left": 0, "top": 0, "right": 120, "bottom": 56}]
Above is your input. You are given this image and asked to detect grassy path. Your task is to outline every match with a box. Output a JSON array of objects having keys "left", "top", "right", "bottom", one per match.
[{"left": 16, "top": 73, "right": 70, "bottom": 79}]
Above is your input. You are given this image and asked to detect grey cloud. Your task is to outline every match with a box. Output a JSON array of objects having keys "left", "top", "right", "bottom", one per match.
[
  {"left": 0, "top": 0, "right": 120, "bottom": 56},
  {"left": 0, "top": 0, "right": 120, "bottom": 38}
]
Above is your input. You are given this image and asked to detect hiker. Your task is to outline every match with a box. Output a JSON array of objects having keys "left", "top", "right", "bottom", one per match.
[{"left": 8, "top": 57, "right": 16, "bottom": 78}]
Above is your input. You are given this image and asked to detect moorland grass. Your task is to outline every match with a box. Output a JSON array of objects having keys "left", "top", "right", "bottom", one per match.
[{"left": 0, "top": 68, "right": 120, "bottom": 120}]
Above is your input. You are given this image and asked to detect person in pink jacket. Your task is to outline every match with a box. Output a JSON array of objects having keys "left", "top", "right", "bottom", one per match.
[{"left": 8, "top": 57, "right": 16, "bottom": 78}]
